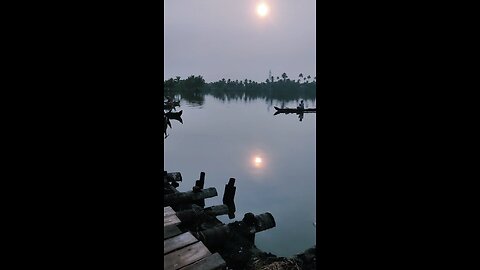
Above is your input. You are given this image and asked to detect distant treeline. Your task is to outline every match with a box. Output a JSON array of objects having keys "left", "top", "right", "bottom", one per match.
[{"left": 164, "top": 74, "right": 316, "bottom": 105}]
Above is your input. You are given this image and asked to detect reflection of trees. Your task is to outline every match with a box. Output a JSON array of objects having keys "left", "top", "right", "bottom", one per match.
[
  {"left": 164, "top": 75, "right": 316, "bottom": 104},
  {"left": 164, "top": 75, "right": 206, "bottom": 106},
  {"left": 181, "top": 89, "right": 205, "bottom": 105}
]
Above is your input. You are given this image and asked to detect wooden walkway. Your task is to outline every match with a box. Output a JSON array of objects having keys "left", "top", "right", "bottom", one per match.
[{"left": 164, "top": 206, "right": 226, "bottom": 270}]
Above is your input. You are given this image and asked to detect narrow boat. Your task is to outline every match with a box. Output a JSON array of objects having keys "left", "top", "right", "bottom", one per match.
[
  {"left": 274, "top": 106, "right": 316, "bottom": 113},
  {"left": 164, "top": 101, "right": 180, "bottom": 110},
  {"left": 165, "top": 110, "right": 182, "bottom": 118}
]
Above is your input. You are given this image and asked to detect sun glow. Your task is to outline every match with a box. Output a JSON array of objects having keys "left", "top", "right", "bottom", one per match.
[
  {"left": 256, "top": 2, "right": 269, "bottom": 17},
  {"left": 253, "top": 156, "right": 263, "bottom": 168}
]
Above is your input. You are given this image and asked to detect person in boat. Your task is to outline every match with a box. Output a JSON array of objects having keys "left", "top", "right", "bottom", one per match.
[{"left": 297, "top": 100, "right": 305, "bottom": 110}]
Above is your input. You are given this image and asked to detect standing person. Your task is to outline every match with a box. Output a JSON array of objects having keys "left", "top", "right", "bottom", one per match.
[{"left": 297, "top": 100, "right": 304, "bottom": 110}]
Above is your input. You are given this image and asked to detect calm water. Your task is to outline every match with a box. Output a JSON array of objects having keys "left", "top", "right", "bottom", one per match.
[{"left": 164, "top": 95, "right": 316, "bottom": 257}]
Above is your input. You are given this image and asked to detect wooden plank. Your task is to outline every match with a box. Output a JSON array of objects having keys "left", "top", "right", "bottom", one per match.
[
  {"left": 164, "top": 232, "right": 198, "bottom": 254},
  {"left": 164, "top": 206, "right": 176, "bottom": 217},
  {"left": 179, "top": 253, "right": 226, "bottom": 270},
  {"left": 164, "top": 225, "right": 182, "bottom": 239},
  {"left": 164, "top": 241, "right": 211, "bottom": 270},
  {"left": 164, "top": 214, "right": 181, "bottom": 227}
]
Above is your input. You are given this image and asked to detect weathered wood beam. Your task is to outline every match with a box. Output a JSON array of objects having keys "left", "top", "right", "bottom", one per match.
[
  {"left": 193, "top": 172, "right": 206, "bottom": 207},
  {"left": 175, "top": 204, "right": 229, "bottom": 224},
  {"left": 164, "top": 187, "right": 217, "bottom": 206},
  {"left": 164, "top": 172, "right": 182, "bottom": 183},
  {"left": 223, "top": 178, "right": 236, "bottom": 219}
]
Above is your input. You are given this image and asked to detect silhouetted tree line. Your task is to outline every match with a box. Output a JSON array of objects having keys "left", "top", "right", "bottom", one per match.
[
  {"left": 164, "top": 74, "right": 316, "bottom": 105},
  {"left": 164, "top": 75, "right": 206, "bottom": 106}
]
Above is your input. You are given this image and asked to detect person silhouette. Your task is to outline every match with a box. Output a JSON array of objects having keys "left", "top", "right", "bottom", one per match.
[{"left": 297, "top": 100, "right": 304, "bottom": 110}]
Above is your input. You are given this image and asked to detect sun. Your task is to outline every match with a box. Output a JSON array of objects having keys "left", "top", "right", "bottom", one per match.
[
  {"left": 256, "top": 3, "right": 269, "bottom": 17},
  {"left": 253, "top": 156, "right": 263, "bottom": 168}
]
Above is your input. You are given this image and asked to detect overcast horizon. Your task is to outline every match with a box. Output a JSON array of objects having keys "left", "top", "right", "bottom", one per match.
[{"left": 164, "top": 0, "right": 316, "bottom": 83}]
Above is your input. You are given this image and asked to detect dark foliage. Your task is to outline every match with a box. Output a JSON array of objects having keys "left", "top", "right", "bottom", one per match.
[{"left": 164, "top": 75, "right": 316, "bottom": 105}]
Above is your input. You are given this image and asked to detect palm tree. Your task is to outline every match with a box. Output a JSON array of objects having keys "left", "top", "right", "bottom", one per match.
[
  {"left": 299, "top": 73, "right": 303, "bottom": 79},
  {"left": 281, "top": 72, "right": 288, "bottom": 81}
]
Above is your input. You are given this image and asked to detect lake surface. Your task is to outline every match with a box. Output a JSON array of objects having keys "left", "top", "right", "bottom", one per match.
[{"left": 164, "top": 95, "right": 316, "bottom": 257}]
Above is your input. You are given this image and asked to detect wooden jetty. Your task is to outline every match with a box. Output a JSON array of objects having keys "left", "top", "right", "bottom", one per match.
[
  {"left": 163, "top": 171, "right": 278, "bottom": 269},
  {"left": 164, "top": 206, "right": 226, "bottom": 270}
]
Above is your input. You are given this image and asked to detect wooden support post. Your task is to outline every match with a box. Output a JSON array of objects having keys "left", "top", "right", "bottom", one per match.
[
  {"left": 223, "top": 178, "right": 236, "bottom": 219},
  {"left": 165, "top": 172, "right": 182, "bottom": 188},
  {"left": 253, "top": 212, "right": 276, "bottom": 232},
  {"left": 222, "top": 178, "right": 236, "bottom": 204},
  {"left": 195, "top": 172, "right": 205, "bottom": 189},
  {"left": 165, "top": 172, "right": 182, "bottom": 182},
  {"left": 193, "top": 172, "right": 206, "bottom": 207}
]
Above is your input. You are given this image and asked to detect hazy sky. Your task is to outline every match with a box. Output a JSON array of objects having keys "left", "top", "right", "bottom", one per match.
[{"left": 164, "top": 0, "right": 316, "bottom": 82}]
